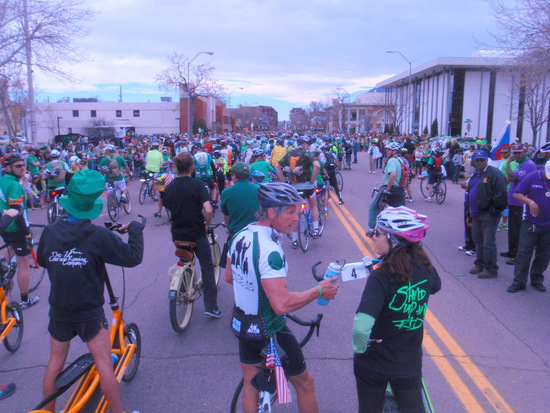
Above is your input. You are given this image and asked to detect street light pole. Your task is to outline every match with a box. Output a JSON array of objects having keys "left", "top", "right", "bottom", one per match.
[
  {"left": 187, "top": 51, "right": 214, "bottom": 139},
  {"left": 228, "top": 87, "right": 243, "bottom": 132},
  {"left": 387, "top": 50, "right": 413, "bottom": 134},
  {"left": 57, "top": 116, "right": 62, "bottom": 136}
]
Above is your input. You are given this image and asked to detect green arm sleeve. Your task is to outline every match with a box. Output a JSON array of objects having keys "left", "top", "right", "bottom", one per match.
[{"left": 352, "top": 312, "right": 376, "bottom": 354}]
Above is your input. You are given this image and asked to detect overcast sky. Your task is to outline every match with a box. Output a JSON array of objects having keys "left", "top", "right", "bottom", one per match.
[{"left": 35, "top": 0, "right": 501, "bottom": 120}]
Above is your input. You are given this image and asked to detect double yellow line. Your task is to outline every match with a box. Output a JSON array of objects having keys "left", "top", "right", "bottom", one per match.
[{"left": 328, "top": 198, "right": 514, "bottom": 413}]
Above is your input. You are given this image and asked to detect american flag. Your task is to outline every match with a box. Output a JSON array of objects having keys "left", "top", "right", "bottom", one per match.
[
  {"left": 164, "top": 171, "right": 174, "bottom": 186},
  {"left": 265, "top": 336, "right": 292, "bottom": 404}
]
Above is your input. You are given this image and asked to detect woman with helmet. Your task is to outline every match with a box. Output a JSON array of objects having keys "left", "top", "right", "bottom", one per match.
[
  {"left": 153, "top": 161, "right": 175, "bottom": 218},
  {"left": 224, "top": 182, "right": 339, "bottom": 413},
  {"left": 249, "top": 149, "right": 275, "bottom": 183},
  {"left": 353, "top": 207, "right": 441, "bottom": 413}
]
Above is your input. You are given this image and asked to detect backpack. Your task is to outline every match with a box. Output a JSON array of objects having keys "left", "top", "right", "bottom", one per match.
[
  {"left": 324, "top": 152, "right": 336, "bottom": 169},
  {"left": 398, "top": 158, "right": 411, "bottom": 189},
  {"left": 50, "top": 161, "right": 66, "bottom": 183},
  {"left": 107, "top": 156, "right": 120, "bottom": 178},
  {"left": 434, "top": 156, "right": 442, "bottom": 171}
]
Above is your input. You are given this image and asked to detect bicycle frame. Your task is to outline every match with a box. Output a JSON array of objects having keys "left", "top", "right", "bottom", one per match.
[{"left": 0, "top": 283, "right": 16, "bottom": 343}]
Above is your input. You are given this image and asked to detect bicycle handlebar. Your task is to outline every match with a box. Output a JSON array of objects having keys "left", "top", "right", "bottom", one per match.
[
  {"left": 287, "top": 312, "right": 324, "bottom": 347},
  {"left": 105, "top": 214, "right": 147, "bottom": 234}
]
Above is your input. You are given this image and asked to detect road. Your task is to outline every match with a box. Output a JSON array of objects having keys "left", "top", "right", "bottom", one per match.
[{"left": 2, "top": 153, "right": 549, "bottom": 413}]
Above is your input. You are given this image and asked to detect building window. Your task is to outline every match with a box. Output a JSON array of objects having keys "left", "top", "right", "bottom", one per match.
[
  {"left": 116, "top": 110, "right": 122, "bottom": 118},
  {"left": 72, "top": 110, "right": 79, "bottom": 117},
  {"left": 133, "top": 110, "right": 140, "bottom": 117},
  {"left": 90, "top": 110, "right": 97, "bottom": 118}
]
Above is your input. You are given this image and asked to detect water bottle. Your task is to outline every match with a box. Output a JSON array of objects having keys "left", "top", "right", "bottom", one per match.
[
  {"left": 111, "top": 353, "right": 119, "bottom": 367},
  {"left": 317, "top": 262, "right": 341, "bottom": 306}
]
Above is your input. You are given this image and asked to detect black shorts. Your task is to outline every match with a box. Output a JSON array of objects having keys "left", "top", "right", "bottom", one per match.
[
  {"left": 428, "top": 171, "right": 442, "bottom": 185},
  {"left": 48, "top": 317, "right": 108, "bottom": 343},
  {"left": 201, "top": 177, "right": 216, "bottom": 190},
  {"left": 238, "top": 326, "right": 306, "bottom": 377},
  {"left": 2, "top": 230, "right": 31, "bottom": 257}
]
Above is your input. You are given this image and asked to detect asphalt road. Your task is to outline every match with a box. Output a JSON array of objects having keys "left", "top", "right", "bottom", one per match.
[{"left": 2, "top": 153, "right": 549, "bottom": 413}]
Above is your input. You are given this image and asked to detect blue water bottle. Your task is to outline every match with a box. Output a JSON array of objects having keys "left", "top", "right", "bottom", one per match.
[
  {"left": 111, "top": 353, "right": 119, "bottom": 367},
  {"left": 317, "top": 262, "right": 341, "bottom": 306}
]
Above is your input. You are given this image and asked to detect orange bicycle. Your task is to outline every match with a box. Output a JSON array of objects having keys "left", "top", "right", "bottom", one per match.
[{"left": 0, "top": 255, "right": 23, "bottom": 352}]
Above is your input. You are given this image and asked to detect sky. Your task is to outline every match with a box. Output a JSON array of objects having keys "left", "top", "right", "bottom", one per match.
[{"left": 34, "top": 0, "right": 502, "bottom": 121}]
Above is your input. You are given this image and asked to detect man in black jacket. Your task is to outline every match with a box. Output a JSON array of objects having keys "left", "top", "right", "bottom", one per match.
[
  {"left": 37, "top": 170, "right": 144, "bottom": 413},
  {"left": 462, "top": 150, "right": 507, "bottom": 279}
]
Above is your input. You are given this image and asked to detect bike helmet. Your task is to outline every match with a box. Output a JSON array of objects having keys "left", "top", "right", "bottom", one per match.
[
  {"left": 297, "top": 137, "right": 310, "bottom": 145},
  {"left": 0, "top": 153, "right": 24, "bottom": 167},
  {"left": 253, "top": 149, "right": 265, "bottom": 157},
  {"left": 257, "top": 182, "right": 304, "bottom": 209},
  {"left": 310, "top": 149, "right": 321, "bottom": 156},
  {"left": 161, "top": 160, "right": 173, "bottom": 169},
  {"left": 250, "top": 170, "right": 266, "bottom": 180},
  {"left": 105, "top": 144, "right": 116, "bottom": 151},
  {"left": 50, "top": 149, "right": 60, "bottom": 158},
  {"left": 385, "top": 142, "right": 401, "bottom": 151},
  {"left": 277, "top": 138, "right": 284, "bottom": 145},
  {"left": 401, "top": 148, "right": 409, "bottom": 154},
  {"left": 376, "top": 206, "right": 430, "bottom": 243},
  {"left": 100, "top": 165, "right": 111, "bottom": 174}
]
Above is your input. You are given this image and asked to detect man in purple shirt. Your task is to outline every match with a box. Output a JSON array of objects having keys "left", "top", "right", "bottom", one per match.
[
  {"left": 507, "top": 160, "right": 550, "bottom": 293},
  {"left": 501, "top": 143, "right": 536, "bottom": 265}
]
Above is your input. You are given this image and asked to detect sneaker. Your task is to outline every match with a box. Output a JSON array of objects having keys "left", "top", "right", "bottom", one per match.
[
  {"left": 120, "top": 195, "right": 128, "bottom": 203},
  {"left": 458, "top": 245, "right": 466, "bottom": 252},
  {"left": 339, "top": 200, "right": 344, "bottom": 205},
  {"left": 424, "top": 197, "right": 432, "bottom": 202},
  {"left": 0, "top": 383, "right": 15, "bottom": 400},
  {"left": 500, "top": 251, "right": 515, "bottom": 258},
  {"left": 465, "top": 250, "right": 476, "bottom": 256},
  {"left": 204, "top": 308, "right": 222, "bottom": 318},
  {"left": 477, "top": 271, "right": 497, "bottom": 279},
  {"left": 409, "top": 198, "right": 413, "bottom": 203},
  {"left": 292, "top": 240, "right": 299, "bottom": 249},
  {"left": 20, "top": 295, "right": 39, "bottom": 309},
  {"left": 532, "top": 283, "right": 547, "bottom": 292},
  {"left": 154, "top": 212, "right": 161, "bottom": 218},
  {"left": 497, "top": 224, "right": 508, "bottom": 231},
  {"left": 312, "top": 230, "right": 321, "bottom": 239},
  {"left": 469, "top": 266, "right": 483, "bottom": 275},
  {"left": 506, "top": 258, "right": 516, "bottom": 265},
  {"left": 507, "top": 283, "right": 526, "bottom": 293}
]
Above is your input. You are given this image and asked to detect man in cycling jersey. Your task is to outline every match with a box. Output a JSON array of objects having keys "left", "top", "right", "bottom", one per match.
[
  {"left": 0, "top": 154, "right": 37, "bottom": 309},
  {"left": 192, "top": 144, "right": 218, "bottom": 207},
  {"left": 145, "top": 142, "right": 163, "bottom": 200},
  {"left": 425, "top": 149, "right": 446, "bottom": 202},
  {"left": 383, "top": 142, "right": 406, "bottom": 207},
  {"left": 98, "top": 145, "right": 132, "bottom": 202},
  {"left": 37, "top": 170, "right": 144, "bottom": 413},
  {"left": 224, "top": 182, "right": 339, "bottom": 413},
  {"left": 44, "top": 149, "right": 69, "bottom": 191}
]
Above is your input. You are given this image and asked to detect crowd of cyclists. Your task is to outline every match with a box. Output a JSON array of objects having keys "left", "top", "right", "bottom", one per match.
[{"left": 1, "top": 129, "right": 548, "bottom": 412}]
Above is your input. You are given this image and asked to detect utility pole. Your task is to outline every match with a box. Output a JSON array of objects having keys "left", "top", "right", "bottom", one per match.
[{"left": 23, "top": 0, "right": 37, "bottom": 145}]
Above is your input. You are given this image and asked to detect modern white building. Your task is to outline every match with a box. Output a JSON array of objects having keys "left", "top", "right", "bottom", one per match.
[{"left": 376, "top": 54, "right": 550, "bottom": 147}]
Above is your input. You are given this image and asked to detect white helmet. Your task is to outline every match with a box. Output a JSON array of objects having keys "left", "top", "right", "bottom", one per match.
[
  {"left": 50, "top": 149, "right": 60, "bottom": 158},
  {"left": 376, "top": 206, "right": 430, "bottom": 243}
]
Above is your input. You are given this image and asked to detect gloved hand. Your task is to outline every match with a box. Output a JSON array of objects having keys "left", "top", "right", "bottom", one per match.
[{"left": 128, "top": 220, "right": 145, "bottom": 232}]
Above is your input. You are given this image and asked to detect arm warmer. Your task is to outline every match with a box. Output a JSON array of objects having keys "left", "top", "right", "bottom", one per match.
[{"left": 352, "top": 312, "right": 376, "bottom": 354}]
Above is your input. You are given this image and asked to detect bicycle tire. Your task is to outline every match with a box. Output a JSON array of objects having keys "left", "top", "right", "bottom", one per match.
[
  {"left": 123, "top": 191, "right": 132, "bottom": 214},
  {"left": 435, "top": 179, "right": 447, "bottom": 204},
  {"left": 107, "top": 194, "right": 119, "bottom": 222},
  {"left": 419, "top": 177, "right": 429, "bottom": 198},
  {"left": 317, "top": 195, "right": 327, "bottom": 235},
  {"left": 47, "top": 203, "right": 57, "bottom": 224},
  {"left": 4, "top": 302, "right": 24, "bottom": 352},
  {"left": 121, "top": 322, "right": 141, "bottom": 382},
  {"left": 298, "top": 210, "right": 309, "bottom": 252},
  {"left": 138, "top": 182, "right": 148, "bottom": 205},
  {"left": 28, "top": 249, "right": 46, "bottom": 294},
  {"left": 336, "top": 171, "right": 344, "bottom": 192},
  {"left": 169, "top": 269, "right": 194, "bottom": 333},
  {"left": 212, "top": 242, "right": 221, "bottom": 286}
]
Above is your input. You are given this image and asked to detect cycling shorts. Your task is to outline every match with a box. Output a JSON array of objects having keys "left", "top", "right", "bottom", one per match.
[
  {"left": 238, "top": 326, "right": 307, "bottom": 377},
  {"left": 428, "top": 171, "right": 442, "bottom": 185},
  {"left": 2, "top": 230, "right": 31, "bottom": 257},
  {"left": 111, "top": 179, "right": 127, "bottom": 192},
  {"left": 48, "top": 317, "right": 108, "bottom": 343},
  {"left": 201, "top": 177, "right": 216, "bottom": 190}
]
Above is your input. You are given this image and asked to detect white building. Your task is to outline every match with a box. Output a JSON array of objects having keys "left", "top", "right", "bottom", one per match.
[
  {"left": 376, "top": 54, "right": 550, "bottom": 147},
  {"left": 326, "top": 90, "right": 387, "bottom": 134}
]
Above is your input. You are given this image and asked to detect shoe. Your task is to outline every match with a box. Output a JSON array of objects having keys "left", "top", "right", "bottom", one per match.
[
  {"left": 20, "top": 295, "right": 39, "bottom": 309},
  {"left": 458, "top": 245, "right": 466, "bottom": 252},
  {"left": 152, "top": 196, "right": 159, "bottom": 201},
  {"left": 465, "top": 250, "right": 476, "bottom": 256},
  {"left": 312, "top": 230, "right": 321, "bottom": 239},
  {"left": 469, "top": 266, "right": 483, "bottom": 275},
  {"left": 477, "top": 271, "right": 497, "bottom": 279},
  {"left": 339, "top": 200, "right": 344, "bottom": 205},
  {"left": 154, "top": 212, "right": 161, "bottom": 218},
  {"left": 498, "top": 224, "right": 508, "bottom": 231},
  {"left": 424, "top": 197, "right": 432, "bottom": 202},
  {"left": 506, "top": 258, "right": 516, "bottom": 265},
  {"left": 507, "top": 283, "right": 526, "bottom": 293},
  {"left": 292, "top": 240, "right": 299, "bottom": 249},
  {"left": 120, "top": 196, "right": 128, "bottom": 203},
  {"left": 500, "top": 251, "right": 515, "bottom": 258},
  {"left": 0, "top": 383, "right": 15, "bottom": 400},
  {"left": 409, "top": 198, "right": 413, "bottom": 203},
  {"left": 204, "top": 307, "right": 222, "bottom": 318},
  {"left": 532, "top": 284, "right": 547, "bottom": 292}
]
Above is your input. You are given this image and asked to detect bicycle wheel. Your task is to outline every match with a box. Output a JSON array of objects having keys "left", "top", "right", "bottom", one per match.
[
  {"left": 123, "top": 191, "right": 132, "bottom": 214},
  {"left": 298, "top": 210, "right": 309, "bottom": 252},
  {"left": 230, "top": 378, "right": 277, "bottom": 413},
  {"left": 419, "top": 177, "right": 429, "bottom": 198},
  {"left": 211, "top": 242, "right": 221, "bottom": 286},
  {"left": 4, "top": 302, "right": 24, "bottom": 352},
  {"left": 28, "top": 249, "right": 46, "bottom": 294},
  {"left": 317, "top": 196, "right": 327, "bottom": 235},
  {"left": 138, "top": 182, "right": 148, "bottom": 205},
  {"left": 107, "top": 194, "right": 119, "bottom": 222},
  {"left": 169, "top": 269, "right": 195, "bottom": 333},
  {"left": 47, "top": 203, "right": 57, "bottom": 224},
  {"left": 121, "top": 322, "right": 141, "bottom": 382},
  {"left": 435, "top": 179, "right": 447, "bottom": 204},
  {"left": 336, "top": 171, "right": 344, "bottom": 192}
]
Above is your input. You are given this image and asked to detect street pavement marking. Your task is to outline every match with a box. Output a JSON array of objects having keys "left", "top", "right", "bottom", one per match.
[
  {"left": 334, "top": 200, "right": 377, "bottom": 253},
  {"left": 330, "top": 199, "right": 515, "bottom": 413}
]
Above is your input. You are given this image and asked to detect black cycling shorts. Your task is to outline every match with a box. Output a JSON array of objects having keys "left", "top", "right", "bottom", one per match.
[
  {"left": 428, "top": 171, "right": 442, "bottom": 185},
  {"left": 48, "top": 317, "right": 108, "bottom": 343},
  {"left": 201, "top": 177, "right": 216, "bottom": 190},
  {"left": 238, "top": 326, "right": 306, "bottom": 377},
  {"left": 2, "top": 230, "right": 31, "bottom": 257}
]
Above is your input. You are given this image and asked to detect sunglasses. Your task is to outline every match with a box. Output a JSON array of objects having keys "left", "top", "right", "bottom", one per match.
[{"left": 11, "top": 164, "right": 25, "bottom": 168}]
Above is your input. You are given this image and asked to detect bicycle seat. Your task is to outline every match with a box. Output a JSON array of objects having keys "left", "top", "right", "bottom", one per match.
[
  {"left": 292, "top": 182, "right": 316, "bottom": 191},
  {"left": 174, "top": 241, "right": 197, "bottom": 261}
]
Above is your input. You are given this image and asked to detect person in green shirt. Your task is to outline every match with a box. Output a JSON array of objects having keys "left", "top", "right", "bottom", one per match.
[
  {"left": 98, "top": 145, "right": 132, "bottom": 202},
  {"left": 145, "top": 143, "right": 163, "bottom": 200},
  {"left": 26, "top": 147, "right": 41, "bottom": 176},
  {"left": 249, "top": 149, "right": 275, "bottom": 183},
  {"left": 312, "top": 150, "right": 329, "bottom": 214}
]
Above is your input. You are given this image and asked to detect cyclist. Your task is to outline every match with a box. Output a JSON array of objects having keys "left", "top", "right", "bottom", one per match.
[
  {"left": 270, "top": 138, "right": 287, "bottom": 167},
  {"left": 192, "top": 144, "right": 218, "bottom": 208},
  {"left": 0, "top": 154, "right": 38, "bottom": 309},
  {"left": 44, "top": 149, "right": 69, "bottom": 194},
  {"left": 162, "top": 152, "right": 221, "bottom": 318},
  {"left": 36, "top": 170, "right": 144, "bottom": 413},
  {"left": 276, "top": 137, "right": 322, "bottom": 247},
  {"left": 98, "top": 145, "right": 132, "bottom": 203},
  {"left": 250, "top": 149, "right": 275, "bottom": 183},
  {"left": 424, "top": 148, "right": 446, "bottom": 202},
  {"left": 400, "top": 148, "right": 414, "bottom": 203},
  {"left": 382, "top": 142, "right": 406, "bottom": 207},
  {"left": 145, "top": 142, "right": 163, "bottom": 200},
  {"left": 224, "top": 182, "right": 339, "bottom": 413},
  {"left": 354, "top": 207, "right": 441, "bottom": 413},
  {"left": 153, "top": 161, "right": 175, "bottom": 218},
  {"left": 312, "top": 150, "right": 329, "bottom": 214},
  {"left": 321, "top": 145, "right": 344, "bottom": 204}
]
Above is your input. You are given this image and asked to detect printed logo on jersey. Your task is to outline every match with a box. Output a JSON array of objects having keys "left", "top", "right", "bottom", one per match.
[
  {"left": 49, "top": 248, "right": 89, "bottom": 268},
  {"left": 388, "top": 279, "right": 428, "bottom": 330},
  {"left": 267, "top": 251, "right": 285, "bottom": 271}
]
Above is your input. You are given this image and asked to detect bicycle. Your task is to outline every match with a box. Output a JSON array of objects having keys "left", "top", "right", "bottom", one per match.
[
  {"left": 106, "top": 181, "right": 132, "bottom": 222},
  {"left": 0, "top": 255, "right": 24, "bottom": 353},
  {"left": 335, "top": 168, "right": 344, "bottom": 192},
  {"left": 229, "top": 313, "right": 323, "bottom": 413},
  {"left": 46, "top": 185, "right": 67, "bottom": 224},
  {"left": 294, "top": 183, "right": 322, "bottom": 253},
  {"left": 29, "top": 216, "right": 146, "bottom": 413},
  {"left": 138, "top": 170, "right": 155, "bottom": 204},
  {"left": 315, "top": 185, "right": 327, "bottom": 235},
  {"left": 419, "top": 173, "right": 447, "bottom": 204},
  {"left": 168, "top": 222, "right": 223, "bottom": 334}
]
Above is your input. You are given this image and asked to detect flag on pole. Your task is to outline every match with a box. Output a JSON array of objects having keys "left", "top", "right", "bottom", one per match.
[
  {"left": 490, "top": 121, "right": 511, "bottom": 160},
  {"left": 265, "top": 336, "right": 292, "bottom": 404}
]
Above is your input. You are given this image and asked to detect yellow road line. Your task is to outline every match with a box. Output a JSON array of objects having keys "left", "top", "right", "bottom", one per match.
[{"left": 335, "top": 202, "right": 377, "bottom": 252}]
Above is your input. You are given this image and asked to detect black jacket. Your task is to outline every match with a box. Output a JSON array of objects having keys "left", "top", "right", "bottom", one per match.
[
  {"left": 469, "top": 165, "right": 507, "bottom": 215},
  {"left": 37, "top": 219, "right": 143, "bottom": 322}
]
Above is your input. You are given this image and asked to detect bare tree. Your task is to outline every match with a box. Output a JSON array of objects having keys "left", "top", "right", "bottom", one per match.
[
  {"left": 307, "top": 100, "right": 328, "bottom": 132},
  {"left": 334, "top": 88, "right": 350, "bottom": 133}
]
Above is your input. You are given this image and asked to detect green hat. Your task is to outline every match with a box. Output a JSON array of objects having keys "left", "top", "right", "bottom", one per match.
[
  {"left": 59, "top": 170, "right": 105, "bottom": 220},
  {"left": 231, "top": 162, "right": 250, "bottom": 179}
]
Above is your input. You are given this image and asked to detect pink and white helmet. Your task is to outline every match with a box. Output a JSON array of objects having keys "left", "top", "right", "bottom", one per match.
[{"left": 376, "top": 206, "right": 429, "bottom": 243}]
